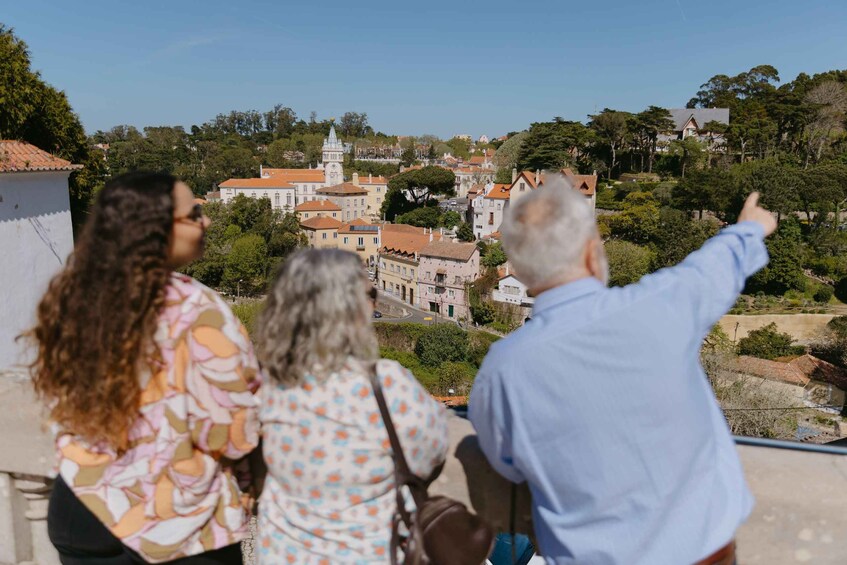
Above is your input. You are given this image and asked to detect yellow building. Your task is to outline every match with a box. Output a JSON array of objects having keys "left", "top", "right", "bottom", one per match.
[
  {"left": 300, "top": 216, "right": 342, "bottom": 249},
  {"left": 316, "top": 182, "right": 369, "bottom": 222},
  {"left": 351, "top": 172, "right": 389, "bottom": 221},
  {"left": 338, "top": 218, "right": 382, "bottom": 267},
  {"left": 295, "top": 199, "right": 342, "bottom": 221}
]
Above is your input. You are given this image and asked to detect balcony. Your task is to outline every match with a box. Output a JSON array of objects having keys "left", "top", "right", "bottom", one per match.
[{"left": 2, "top": 373, "right": 846, "bottom": 563}]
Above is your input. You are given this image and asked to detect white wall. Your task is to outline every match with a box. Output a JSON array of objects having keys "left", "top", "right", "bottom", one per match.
[{"left": 0, "top": 171, "right": 74, "bottom": 369}]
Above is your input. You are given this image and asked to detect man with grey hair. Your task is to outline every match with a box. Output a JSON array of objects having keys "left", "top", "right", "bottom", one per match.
[{"left": 469, "top": 175, "right": 776, "bottom": 565}]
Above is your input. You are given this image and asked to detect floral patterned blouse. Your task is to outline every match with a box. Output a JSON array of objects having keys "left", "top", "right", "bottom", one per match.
[
  {"left": 55, "top": 273, "right": 262, "bottom": 563},
  {"left": 258, "top": 358, "right": 448, "bottom": 564}
]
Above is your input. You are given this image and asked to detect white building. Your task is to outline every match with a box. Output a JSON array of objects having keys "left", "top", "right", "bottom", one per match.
[
  {"left": 218, "top": 125, "right": 390, "bottom": 217},
  {"left": 492, "top": 272, "right": 534, "bottom": 307},
  {"left": 0, "top": 141, "right": 78, "bottom": 370},
  {"left": 219, "top": 124, "right": 349, "bottom": 207}
]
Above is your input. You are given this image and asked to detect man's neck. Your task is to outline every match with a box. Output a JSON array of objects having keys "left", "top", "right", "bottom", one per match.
[{"left": 528, "top": 271, "right": 595, "bottom": 298}]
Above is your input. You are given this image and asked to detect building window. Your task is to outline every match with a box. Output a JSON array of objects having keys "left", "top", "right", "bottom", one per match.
[
  {"left": 497, "top": 202, "right": 502, "bottom": 211},
  {"left": 448, "top": 289, "right": 455, "bottom": 298},
  {"left": 377, "top": 187, "right": 381, "bottom": 193},
  {"left": 275, "top": 194, "right": 280, "bottom": 207},
  {"left": 344, "top": 237, "right": 349, "bottom": 244},
  {"left": 520, "top": 182, "right": 525, "bottom": 191},
  {"left": 332, "top": 212, "right": 337, "bottom": 218},
  {"left": 373, "top": 237, "right": 378, "bottom": 244},
  {"left": 489, "top": 212, "right": 494, "bottom": 225},
  {"left": 252, "top": 192, "right": 257, "bottom": 198},
  {"left": 286, "top": 194, "right": 292, "bottom": 206},
  {"left": 411, "top": 269, "right": 415, "bottom": 278},
  {"left": 322, "top": 233, "right": 327, "bottom": 240},
  {"left": 333, "top": 232, "right": 337, "bottom": 239},
  {"left": 358, "top": 237, "right": 364, "bottom": 246},
  {"left": 402, "top": 267, "right": 407, "bottom": 276},
  {"left": 347, "top": 211, "right": 351, "bottom": 219}
]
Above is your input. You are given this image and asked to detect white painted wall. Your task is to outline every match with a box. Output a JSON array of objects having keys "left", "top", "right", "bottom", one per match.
[{"left": 0, "top": 171, "right": 74, "bottom": 369}]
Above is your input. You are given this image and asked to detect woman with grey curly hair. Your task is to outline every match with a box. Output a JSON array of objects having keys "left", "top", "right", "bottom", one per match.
[{"left": 255, "top": 249, "right": 448, "bottom": 563}]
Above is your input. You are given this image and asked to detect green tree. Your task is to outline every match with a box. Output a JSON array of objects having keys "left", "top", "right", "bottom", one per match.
[
  {"left": 395, "top": 206, "right": 441, "bottom": 228},
  {"left": 456, "top": 222, "right": 475, "bottom": 242},
  {"left": 414, "top": 324, "right": 469, "bottom": 367},
  {"left": 492, "top": 131, "right": 528, "bottom": 171},
  {"left": 517, "top": 119, "right": 593, "bottom": 171},
  {"left": 441, "top": 210, "right": 461, "bottom": 228},
  {"left": 400, "top": 143, "right": 417, "bottom": 167},
  {"left": 381, "top": 166, "right": 456, "bottom": 219},
  {"left": 222, "top": 234, "right": 268, "bottom": 296},
  {"left": 737, "top": 323, "right": 803, "bottom": 360},
  {"left": 0, "top": 25, "right": 97, "bottom": 227},
  {"left": 652, "top": 208, "right": 719, "bottom": 268},
  {"left": 604, "top": 240, "right": 655, "bottom": 286},
  {"left": 668, "top": 137, "right": 706, "bottom": 178},
  {"left": 747, "top": 216, "right": 806, "bottom": 294},
  {"left": 481, "top": 242, "right": 507, "bottom": 268},
  {"left": 606, "top": 191, "right": 661, "bottom": 244},
  {"left": 589, "top": 109, "right": 630, "bottom": 179},
  {"left": 672, "top": 169, "right": 740, "bottom": 219}
]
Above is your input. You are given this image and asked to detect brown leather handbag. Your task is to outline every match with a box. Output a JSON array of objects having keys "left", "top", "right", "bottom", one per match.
[{"left": 369, "top": 370, "right": 495, "bottom": 565}]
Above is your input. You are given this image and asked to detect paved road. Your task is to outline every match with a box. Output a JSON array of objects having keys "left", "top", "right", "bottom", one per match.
[{"left": 374, "top": 292, "right": 460, "bottom": 325}]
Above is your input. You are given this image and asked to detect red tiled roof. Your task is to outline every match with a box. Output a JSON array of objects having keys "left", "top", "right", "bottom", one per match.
[
  {"left": 381, "top": 226, "right": 442, "bottom": 256},
  {"left": 731, "top": 354, "right": 847, "bottom": 390},
  {"left": 484, "top": 183, "right": 511, "bottom": 200},
  {"left": 317, "top": 182, "right": 368, "bottom": 196},
  {"left": 300, "top": 216, "right": 342, "bottom": 230},
  {"left": 262, "top": 168, "right": 326, "bottom": 183},
  {"left": 338, "top": 218, "right": 379, "bottom": 234},
  {"left": 219, "top": 177, "right": 294, "bottom": 188},
  {"left": 468, "top": 156, "right": 486, "bottom": 165},
  {"left": 295, "top": 200, "right": 341, "bottom": 212},
  {"left": 353, "top": 174, "right": 388, "bottom": 185},
  {"left": 420, "top": 241, "right": 477, "bottom": 262},
  {"left": 0, "top": 140, "right": 81, "bottom": 173}
]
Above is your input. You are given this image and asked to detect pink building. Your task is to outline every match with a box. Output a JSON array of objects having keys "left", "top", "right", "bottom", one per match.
[{"left": 417, "top": 241, "right": 480, "bottom": 321}]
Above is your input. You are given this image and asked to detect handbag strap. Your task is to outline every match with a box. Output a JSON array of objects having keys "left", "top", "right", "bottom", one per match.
[{"left": 368, "top": 365, "right": 427, "bottom": 507}]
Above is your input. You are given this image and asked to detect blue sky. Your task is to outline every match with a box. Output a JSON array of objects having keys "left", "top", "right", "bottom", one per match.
[{"left": 5, "top": 0, "right": 847, "bottom": 139}]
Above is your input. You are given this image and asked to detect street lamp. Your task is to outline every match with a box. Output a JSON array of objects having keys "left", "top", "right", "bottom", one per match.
[{"left": 237, "top": 279, "right": 243, "bottom": 299}]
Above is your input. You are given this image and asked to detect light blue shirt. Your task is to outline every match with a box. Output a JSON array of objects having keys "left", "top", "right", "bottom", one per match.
[{"left": 469, "top": 222, "right": 768, "bottom": 565}]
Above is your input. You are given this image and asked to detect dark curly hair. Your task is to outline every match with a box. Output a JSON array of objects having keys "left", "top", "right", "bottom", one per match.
[{"left": 25, "top": 172, "right": 176, "bottom": 449}]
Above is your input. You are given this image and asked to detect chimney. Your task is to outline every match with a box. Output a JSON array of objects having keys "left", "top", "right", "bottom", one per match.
[
  {"left": 535, "top": 170, "right": 540, "bottom": 185},
  {"left": 260, "top": 164, "right": 264, "bottom": 177},
  {"left": 352, "top": 172, "right": 360, "bottom": 185},
  {"left": 429, "top": 231, "right": 433, "bottom": 242},
  {"left": 511, "top": 168, "right": 517, "bottom": 183},
  {"left": 369, "top": 173, "right": 373, "bottom": 182}
]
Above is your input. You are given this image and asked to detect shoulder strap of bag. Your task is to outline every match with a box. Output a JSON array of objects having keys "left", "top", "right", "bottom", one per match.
[{"left": 368, "top": 365, "right": 427, "bottom": 507}]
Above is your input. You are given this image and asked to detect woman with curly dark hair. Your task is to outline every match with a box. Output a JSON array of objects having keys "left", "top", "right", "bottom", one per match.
[{"left": 26, "top": 172, "right": 261, "bottom": 564}]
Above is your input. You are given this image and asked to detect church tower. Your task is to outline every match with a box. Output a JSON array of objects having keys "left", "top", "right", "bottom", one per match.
[{"left": 322, "top": 122, "right": 344, "bottom": 186}]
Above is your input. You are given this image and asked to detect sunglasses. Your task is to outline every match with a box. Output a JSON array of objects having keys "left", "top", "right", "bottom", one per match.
[{"left": 175, "top": 204, "right": 205, "bottom": 225}]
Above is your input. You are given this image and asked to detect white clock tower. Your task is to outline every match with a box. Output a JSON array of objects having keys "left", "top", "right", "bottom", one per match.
[{"left": 322, "top": 123, "right": 344, "bottom": 186}]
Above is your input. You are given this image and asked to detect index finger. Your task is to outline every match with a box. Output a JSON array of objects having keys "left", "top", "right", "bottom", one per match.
[{"left": 744, "top": 192, "right": 760, "bottom": 209}]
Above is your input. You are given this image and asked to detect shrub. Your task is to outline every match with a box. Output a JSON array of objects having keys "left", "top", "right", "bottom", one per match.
[
  {"left": 436, "top": 362, "right": 478, "bottom": 396},
  {"left": 467, "top": 330, "right": 500, "bottom": 367},
  {"left": 827, "top": 316, "right": 847, "bottom": 339},
  {"left": 836, "top": 277, "right": 847, "bottom": 303},
  {"left": 604, "top": 240, "right": 655, "bottom": 287},
  {"left": 373, "top": 322, "right": 427, "bottom": 352},
  {"left": 414, "top": 324, "right": 469, "bottom": 367},
  {"left": 814, "top": 285, "right": 834, "bottom": 304},
  {"left": 230, "top": 300, "right": 264, "bottom": 336},
  {"left": 379, "top": 347, "right": 439, "bottom": 390},
  {"left": 737, "top": 323, "right": 804, "bottom": 360}
]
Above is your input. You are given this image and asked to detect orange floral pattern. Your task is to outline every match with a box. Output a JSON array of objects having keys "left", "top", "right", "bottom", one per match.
[
  {"left": 258, "top": 359, "right": 448, "bottom": 563},
  {"left": 55, "top": 274, "right": 262, "bottom": 563}
]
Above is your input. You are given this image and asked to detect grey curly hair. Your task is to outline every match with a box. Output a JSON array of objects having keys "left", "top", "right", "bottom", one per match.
[{"left": 256, "top": 249, "right": 378, "bottom": 385}]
